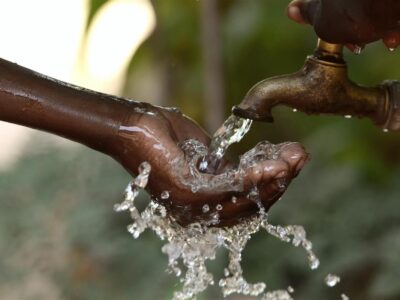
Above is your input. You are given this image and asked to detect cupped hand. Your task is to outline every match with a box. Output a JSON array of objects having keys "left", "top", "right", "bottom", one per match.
[
  {"left": 112, "top": 104, "right": 308, "bottom": 227},
  {"left": 287, "top": 0, "right": 400, "bottom": 51}
]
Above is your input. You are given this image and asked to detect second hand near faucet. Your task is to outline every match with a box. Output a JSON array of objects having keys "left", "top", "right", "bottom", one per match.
[{"left": 233, "top": 39, "right": 400, "bottom": 131}]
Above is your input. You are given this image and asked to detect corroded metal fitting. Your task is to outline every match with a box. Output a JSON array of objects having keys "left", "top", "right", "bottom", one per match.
[{"left": 381, "top": 80, "right": 400, "bottom": 131}]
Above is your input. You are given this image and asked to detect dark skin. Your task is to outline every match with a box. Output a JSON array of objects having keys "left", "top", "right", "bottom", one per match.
[
  {"left": 117, "top": 106, "right": 307, "bottom": 226},
  {"left": 0, "top": 58, "right": 308, "bottom": 227},
  {"left": 6, "top": 1, "right": 397, "bottom": 226},
  {"left": 287, "top": 0, "right": 400, "bottom": 50}
]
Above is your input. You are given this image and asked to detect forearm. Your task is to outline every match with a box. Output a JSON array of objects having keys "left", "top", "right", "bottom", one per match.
[{"left": 0, "top": 57, "right": 137, "bottom": 154}]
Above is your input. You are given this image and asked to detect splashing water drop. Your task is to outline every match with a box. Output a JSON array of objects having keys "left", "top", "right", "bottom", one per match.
[
  {"left": 262, "top": 290, "right": 293, "bottom": 300},
  {"left": 161, "top": 191, "right": 170, "bottom": 199},
  {"left": 353, "top": 45, "right": 363, "bottom": 55},
  {"left": 112, "top": 112, "right": 338, "bottom": 300},
  {"left": 325, "top": 274, "right": 341, "bottom": 287},
  {"left": 224, "top": 268, "right": 230, "bottom": 277},
  {"left": 292, "top": 109, "right": 298, "bottom": 112},
  {"left": 341, "top": 293, "right": 350, "bottom": 300},
  {"left": 134, "top": 161, "right": 151, "bottom": 188},
  {"left": 308, "top": 254, "right": 320, "bottom": 270},
  {"left": 344, "top": 115, "right": 352, "bottom": 119}
]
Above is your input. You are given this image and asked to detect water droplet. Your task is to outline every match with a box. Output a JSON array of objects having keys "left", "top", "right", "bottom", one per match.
[
  {"left": 341, "top": 293, "right": 350, "bottom": 300},
  {"left": 198, "top": 159, "right": 208, "bottom": 172},
  {"left": 231, "top": 196, "right": 237, "bottom": 204},
  {"left": 308, "top": 254, "right": 320, "bottom": 270},
  {"left": 389, "top": 47, "right": 396, "bottom": 52},
  {"left": 325, "top": 274, "right": 341, "bottom": 287},
  {"left": 134, "top": 161, "right": 151, "bottom": 188},
  {"left": 383, "top": 128, "right": 389, "bottom": 133},
  {"left": 125, "top": 186, "right": 139, "bottom": 202},
  {"left": 344, "top": 115, "right": 352, "bottom": 119},
  {"left": 127, "top": 223, "right": 142, "bottom": 239},
  {"left": 276, "top": 179, "right": 287, "bottom": 191},
  {"left": 287, "top": 286, "right": 294, "bottom": 293},
  {"left": 292, "top": 109, "right": 298, "bottom": 112},
  {"left": 262, "top": 290, "right": 292, "bottom": 300},
  {"left": 113, "top": 201, "right": 131, "bottom": 212},
  {"left": 216, "top": 204, "right": 223, "bottom": 211},
  {"left": 210, "top": 212, "right": 220, "bottom": 225},
  {"left": 353, "top": 45, "right": 363, "bottom": 55},
  {"left": 224, "top": 268, "right": 230, "bottom": 277},
  {"left": 302, "top": 240, "right": 312, "bottom": 251},
  {"left": 161, "top": 191, "right": 170, "bottom": 199},
  {"left": 202, "top": 204, "right": 210, "bottom": 213}
]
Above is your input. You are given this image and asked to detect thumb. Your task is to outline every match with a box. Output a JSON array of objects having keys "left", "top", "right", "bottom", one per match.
[{"left": 287, "top": 0, "right": 320, "bottom": 25}]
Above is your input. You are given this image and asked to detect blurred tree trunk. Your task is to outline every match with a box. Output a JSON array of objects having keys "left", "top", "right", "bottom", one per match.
[{"left": 200, "top": 0, "right": 225, "bottom": 132}]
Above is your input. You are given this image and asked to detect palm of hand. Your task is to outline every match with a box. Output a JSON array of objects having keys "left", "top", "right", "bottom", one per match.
[{"left": 114, "top": 106, "right": 308, "bottom": 226}]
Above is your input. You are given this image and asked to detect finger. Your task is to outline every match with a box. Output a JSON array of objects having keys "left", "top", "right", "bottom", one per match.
[
  {"left": 383, "top": 31, "right": 400, "bottom": 51},
  {"left": 287, "top": 0, "right": 319, "bottom": 25},
  {"left": 259, "top": 188, "right": 285, "bottom": 210},
  {"left": 287, "top": 0, "right": 308, "bottom": 24},
  {"left": 243, "top": 160, "right": 290, "bottom": 188},
  {"left": 276, "top": 142, "right": 309, "bottom": 176},
  {"left": 218, "top": 195, "right": 257, "bottom": 222}
]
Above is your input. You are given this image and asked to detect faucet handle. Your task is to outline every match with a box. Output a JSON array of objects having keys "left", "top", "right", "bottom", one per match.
[{"left": 382, "top": 80, "right": 400, "bottom": 131}]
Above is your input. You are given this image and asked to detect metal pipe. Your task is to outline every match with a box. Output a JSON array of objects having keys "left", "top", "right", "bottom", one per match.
[{"left": 233, "top": 39, "right": 400, "bottom": 131}]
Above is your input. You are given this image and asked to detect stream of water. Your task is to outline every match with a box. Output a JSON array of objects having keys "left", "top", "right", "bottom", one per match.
[
  {"left": 113, "top": 114, "right": 348, "bottom": 300},
  {"left": 199, "top": 115, "right": 253, "bottom": 173}
]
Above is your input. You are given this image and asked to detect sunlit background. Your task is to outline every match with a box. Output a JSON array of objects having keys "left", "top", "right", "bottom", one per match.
[{"left": 0, "top": 1, "right": 400, "bottom": 299}]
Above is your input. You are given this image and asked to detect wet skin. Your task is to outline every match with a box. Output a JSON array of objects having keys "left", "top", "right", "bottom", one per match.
[
  {"left": 0, "top": 58, "right": 308, "bottom": 226},
  {"left": 287, "top": 0, "right": 400, "bottom": 50}
]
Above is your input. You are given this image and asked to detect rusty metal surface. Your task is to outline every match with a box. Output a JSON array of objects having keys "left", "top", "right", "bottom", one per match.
[{"left": 233, "top": 39, "right": 399, "bottom": 130}]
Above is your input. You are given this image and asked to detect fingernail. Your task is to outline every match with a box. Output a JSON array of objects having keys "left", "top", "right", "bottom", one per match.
[{"left": 287, "top": 6, "right": 306, "bottom": 24}]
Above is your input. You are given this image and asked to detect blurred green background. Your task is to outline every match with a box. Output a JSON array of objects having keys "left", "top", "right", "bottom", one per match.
[{"left": 1, "top": 0, "right": 400, "bottom": 299}]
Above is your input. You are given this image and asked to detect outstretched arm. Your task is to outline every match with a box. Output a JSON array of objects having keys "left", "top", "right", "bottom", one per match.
[
  {"left": 0, "top": 58, "right": 137, "bottom": 154},
  {"left": 0, "top": 57, "right": 308, "bottom": 226}
]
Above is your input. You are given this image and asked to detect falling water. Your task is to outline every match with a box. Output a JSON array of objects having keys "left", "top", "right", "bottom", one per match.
[
  {"left": 199, "top": 114, "right": 252, "bottom": 173},
  {"left": 113, "top": 115, "right": 349, "bottom": 299},
  {"left": 113, "top": 146, "right": 321, "bottom": 300}
]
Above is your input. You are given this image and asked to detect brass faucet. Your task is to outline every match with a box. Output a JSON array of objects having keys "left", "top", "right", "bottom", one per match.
[{"left": 233, "top": 39, "right": 400, "bottom": 131}]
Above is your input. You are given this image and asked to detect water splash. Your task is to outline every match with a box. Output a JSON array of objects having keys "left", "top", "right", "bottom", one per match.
[
  {"left": 325, "top": 274, "right": 341, "bottom": 287},
  {"left": 199, "top": 114, "right": 252, "bottom": 173},
  {"left": 114, "top": 142, "right": 321, "bottom": 300},
  {"left": 112, "top": 114, "right": 348, "bottom": 299},
  {"left": 262, "top": 290, "right": 294, "bottom": 300}
]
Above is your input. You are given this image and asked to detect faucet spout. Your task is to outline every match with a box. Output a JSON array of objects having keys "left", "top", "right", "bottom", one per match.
[{"left": 233, "top": 39, "right": 394, "bottom": 129}]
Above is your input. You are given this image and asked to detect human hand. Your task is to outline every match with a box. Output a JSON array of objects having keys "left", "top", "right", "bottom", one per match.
[
  {"left": 287, "top": 0, "right": 400, "bottom": 51},
  {"left": 112, "top": 104, "right": 308, "bottom": 226}
]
